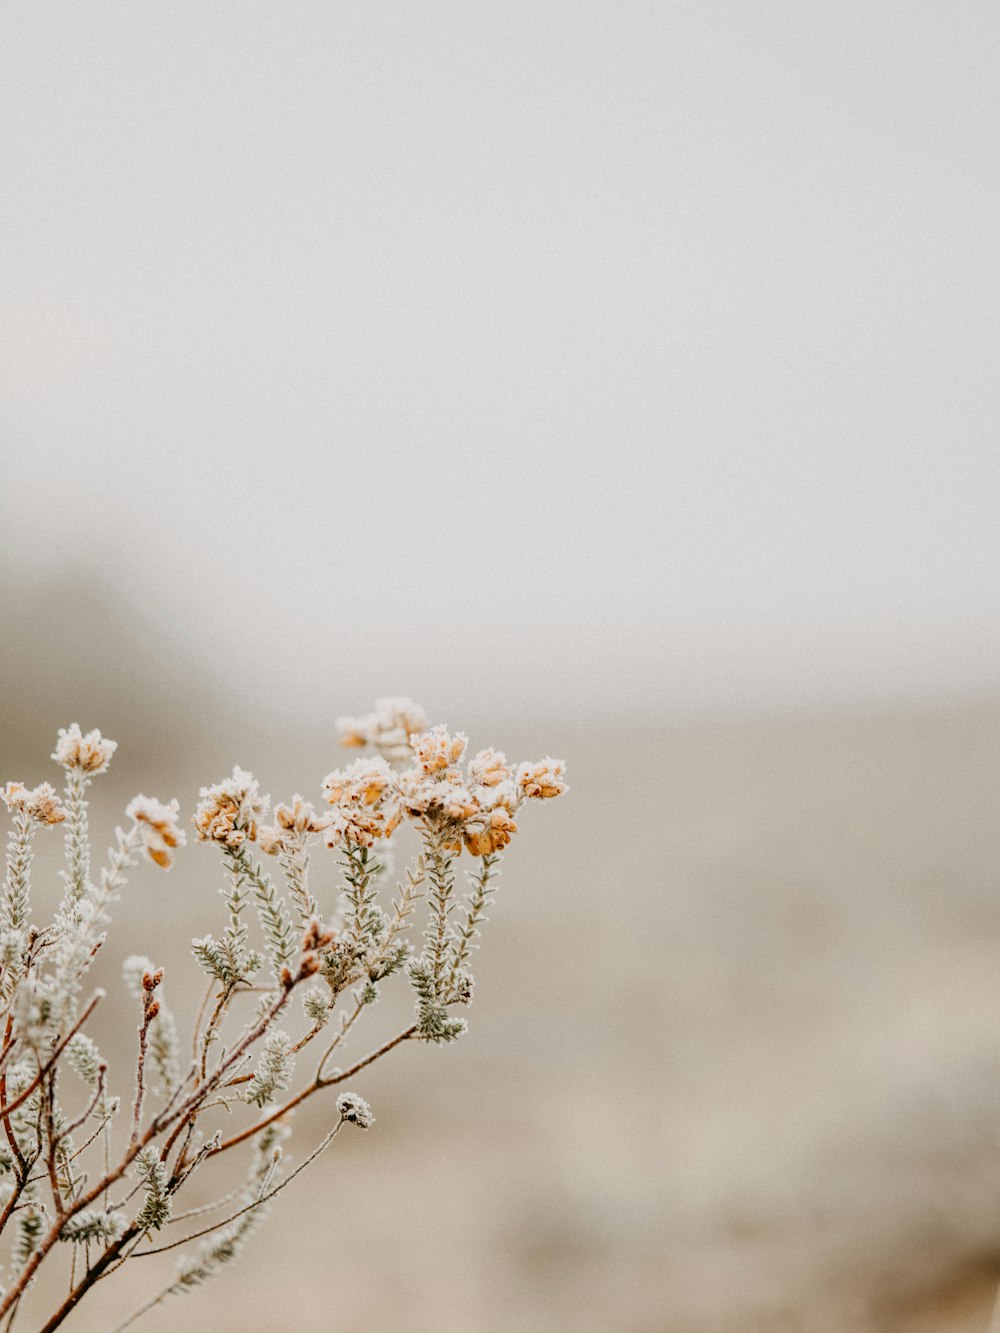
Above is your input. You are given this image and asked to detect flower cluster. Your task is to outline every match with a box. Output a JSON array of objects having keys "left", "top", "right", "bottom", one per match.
[
  {"left": 322, "top": 757, "right": 401, "bottom": 849},
  {"left": 336, "top": 696, "right": 430, "bottom": 762},
  {"left": 515, "top": 758, "right": 568, "bottom": 800},
  {"left": 0, "top": 706, "right": 562, "bottom": 1331},
  {"left": 194, "top": 767, "right": 269, "bottom": 848},
  {"left": 126, "top": 795, "right": 186, "bottom": 869},
  {"left": 326, "top": 714, "right": 567, "bottom": 858},
  {"left": 51, "top": 724, "right": 117, "bottom": 775},
  {"left": 1, "top": 782, "right": 67, "bottom": 826},
  {"left": 258, "top": 796, "right": 332, "bottom": 857}
]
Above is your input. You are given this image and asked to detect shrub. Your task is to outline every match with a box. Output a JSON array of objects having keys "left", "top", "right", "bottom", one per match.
[{"left": 0, "top": 701, "right": 565, "bottom": 1329}]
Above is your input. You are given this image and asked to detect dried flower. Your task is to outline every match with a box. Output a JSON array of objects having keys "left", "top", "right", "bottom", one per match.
[
  {"left": 324, "top": 804, "right": 398, "bottom": 850},
  {"left": 322, "top": 757, "right": 400, "bottom": 847},
  {"left": 257, "top": 826, "right": 286, "bottom": 857},
  {"left": 410, "top": 725, "right": 468, "bottom": 775},
  {"left": 51, "top": 724, "right": 117, "bottom": 775},
  {"left": 274, "top": 796, "right": 332, "bottom": 835},
  {"left": 516, "top": 758, "right": 568, "bottom": 800},
  {"left": 464, "top": 807, "right": 518, "bottom": 857},
  {"left": 468, "top": 749, "right": 510, "bottom": 788},
  {"left": 2, "top": 782, "right": 67, "bottom": 825},
  {"left": 127, "top": 795, "right": 186, "bottom": 869},
  {"left": 337, "top": 697, "right": 430, "bottom": 761},
  {"left": 194, "top": 767, "right": 269, "bottom": 847}
]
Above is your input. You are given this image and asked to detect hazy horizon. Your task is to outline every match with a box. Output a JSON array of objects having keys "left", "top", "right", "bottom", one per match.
[{"left": 2, "top": 1, "right": 999, "bottom": 724}]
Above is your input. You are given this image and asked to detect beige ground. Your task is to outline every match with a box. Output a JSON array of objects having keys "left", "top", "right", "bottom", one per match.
[{"left": 3, "top": 581, "right": 1000, "bottom": 1331}]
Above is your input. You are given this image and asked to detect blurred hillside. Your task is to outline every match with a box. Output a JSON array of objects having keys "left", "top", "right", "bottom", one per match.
[{"left": 2, "top": 575, "right": 1000, "bottom": 1330}]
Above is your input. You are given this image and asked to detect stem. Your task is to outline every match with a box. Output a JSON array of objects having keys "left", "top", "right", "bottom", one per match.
[
  {"left": 136, "top": 1118, "right": 345, "bottom": 1259},
  {"left": 213, "top": 1025, "right": 415, "bottom": 1156},
  {"left": 61, "top": 772, "right": 91, "bottom": 904}
]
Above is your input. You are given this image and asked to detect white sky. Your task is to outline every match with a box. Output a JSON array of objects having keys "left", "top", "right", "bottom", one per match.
[{"left": 1, "top": 2, "right": 998, "bottom": 722}]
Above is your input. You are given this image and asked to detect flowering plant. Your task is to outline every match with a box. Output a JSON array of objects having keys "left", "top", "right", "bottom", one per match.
[{"left": 0, "top": 702, "right": 565, "bottom": 1330}]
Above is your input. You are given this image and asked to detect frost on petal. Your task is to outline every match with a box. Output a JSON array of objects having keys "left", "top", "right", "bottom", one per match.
[
  {"left": 126, "top": 795, "right": 186, "bottom": 869},
  {"left": 194, "top": 768, "right": 269, "bottom": 847},
  {"left": 51, "top": 724, "right": 117, "bottom": 775}
]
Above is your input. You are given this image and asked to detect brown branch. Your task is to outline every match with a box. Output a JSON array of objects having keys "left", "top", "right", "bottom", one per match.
[
  {"left": 44, "top": 1071, "right": 65, "bottom": 1215},
  {"left": 0, "top": 974, "right": 302, "bottom": 1323},
  {"left": 136, "top": 1117, "right": 346, "bottom": 1259},
  {"left": 1, "top": 991, "right": 104, "bottom": 1126},
  {"left": 131, "top": 972, "right": 162, "bottom": 1145},
  {"left": 213, "top": 1025, "right": 416, "bottom": 1156}
]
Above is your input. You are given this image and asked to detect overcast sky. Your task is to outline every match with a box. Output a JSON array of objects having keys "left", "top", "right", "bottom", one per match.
[{"left": 1, "top": 2, "right": 998, "bottom": 723}]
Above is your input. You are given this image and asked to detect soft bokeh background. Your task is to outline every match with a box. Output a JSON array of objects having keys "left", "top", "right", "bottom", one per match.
[{"left": 2, "top": 3, "right": 1000, "bottom": 1329}]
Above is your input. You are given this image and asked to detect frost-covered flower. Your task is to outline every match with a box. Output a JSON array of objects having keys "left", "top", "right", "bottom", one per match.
[
  {"left": 194, "top": 767, "right": 269, "bottom": 848},
  {"left": 257, "top": 825, "right": 286, "bottom": 857},
  {"left": 322, "top": 757, "right": 394, "bottom": 809},
  {"left": 322, "top": 758, "right": 400, "bottom": 848},
  {"left": 126, "top": 795, "right": 186, "bottom": 869},
  {"left": 2, "top": 782, "right": 67, "bottom": 825},
  {"left": 51, "top": 724, "right": 117, "bottom": 775},
  {"left": 468, "top": 749, "right": 510, "bottom": 788},
  {"left": 324, "top": 802, "right": 399, "bottom": 850},
  {"left": 463, "top": 807, "right": 518, "bottom": 857},
  {"left": 336, "top": 1091, "right": 374, "bottom": 1129},
  {"left": 439, "top": 785, "right": 479, "bottom": 821},
  {"left": 516, "top": 758, "right": 568, "bottom": 800},
  {"left": 274, "top": 795, "right": 332, "bottom": 835},
  {"left": 337, "top": 697, "right": 430, "bottom": 761},
  {"left": 410, "top": 726, "right": 468, "bottom": 775},
  {"left": 397, "top": 771, "right": 455, "bottom": 817}
]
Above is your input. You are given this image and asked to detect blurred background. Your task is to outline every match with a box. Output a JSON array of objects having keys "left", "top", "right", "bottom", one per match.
[{"left": 1, "top": 3, "right": 999, "bottom": 1329}]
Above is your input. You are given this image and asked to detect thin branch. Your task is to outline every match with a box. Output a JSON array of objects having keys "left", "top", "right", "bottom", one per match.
[
  {"left": 213, "top": 1025, "right": 415, "bottom": 1156},
  {"left": 135, "top": 1117, "right": 346, "bottom": 1258}
]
